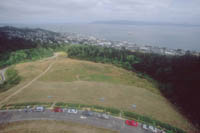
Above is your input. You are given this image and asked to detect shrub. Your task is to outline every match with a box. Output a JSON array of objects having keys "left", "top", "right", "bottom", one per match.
[
  {"left": 92, "top": 105, "right": 105, "bottom": 110},
  {"left": 55, "top": 102, "right": 67, "bottom": 106},
  {"left": 0, "top": 68, "right": 21, "bottom": 92},
  {"left": 79, "top": 104, "right": 92, "bottom": 108},
  {"left": 66, "top": 103, "right": 79, "bottom": 108},
  {"left": 105, "top": 107, "right": 120, "bottom": 115}
]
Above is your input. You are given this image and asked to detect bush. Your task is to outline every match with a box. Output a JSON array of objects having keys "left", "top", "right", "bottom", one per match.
[
  {"left": 79, "top": 104, "right": 92, "bottom": 108},
  {"left": 105, "top": 107, "right": 120, "bottom": 115},
  {"left": 55, "top": 102, "right": 67, "bottom": 106},
  {"left": 0, "top": 68, "right": 21, "bottom": 92},
  {"left": 92, "top": 105, "right": 105, "bottom": 110},
  {"left": 66, "top": 103, "right": 80, "bottom": 108},
  {"left": 123, "top": 111, "right": 140, "bottom": 120}
]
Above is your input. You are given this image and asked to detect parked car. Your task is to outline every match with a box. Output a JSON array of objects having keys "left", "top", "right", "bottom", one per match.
[
  {"left": 34, "top": 106, "right": 45, "bottom": 112},
  {"left": 24, "top": 106, "right": 32, "bottom": 112},
  {"left": 67, "top": 109, "right": 78, "bottom": 114},
  {"left": 53, "top": 107, "right": 63, "bottom": 112},
  {"left": 82, "top": 110, "right": 93, "bottom": 116},
  {"left": 142, "top": 124, "right": 157, "bottom": 133},
  {"left": 96, "top": 113, "right": 109, "bottom": 119},
  {"left": 125, "top": 120, "right": 138, "bottom": 127},
  {"left": 62, "top": 108, "right": 68, "bottom": 112},
  {"left": 159, "top": 130, "right": 166, "bottom": 133},
  {"left": 101, "top": 113, "right": 109, "bottom": 119},
  {"left": 149, "top": 125, "right": 157, "bottom": 133},
  {"left": 142, "top": 124, "right": 148, "bottom": 130}
]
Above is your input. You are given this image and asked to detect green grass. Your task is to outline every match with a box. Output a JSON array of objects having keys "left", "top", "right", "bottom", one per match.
[{"left": 39, "top": 57, "right": 158, "bottom": 94}]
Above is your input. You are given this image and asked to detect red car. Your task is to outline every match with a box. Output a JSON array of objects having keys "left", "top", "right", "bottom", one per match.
[
  {"left": 125, "top": 120, "right": 138, "bottom": 127},
  {"left": 53, "top": 107, "right": 63, "bottom": 112}
]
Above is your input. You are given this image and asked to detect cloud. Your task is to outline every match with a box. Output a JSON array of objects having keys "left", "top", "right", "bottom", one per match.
[{"left": 0, "top": 0, "right": 199, "bottom": 24}]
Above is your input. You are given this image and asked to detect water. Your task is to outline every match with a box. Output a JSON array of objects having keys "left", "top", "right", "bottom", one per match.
[{"left": 2, "top": 23, "right": 200, "bottom": 51}]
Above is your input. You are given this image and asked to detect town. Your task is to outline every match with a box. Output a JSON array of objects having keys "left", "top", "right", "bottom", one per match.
[{"left": 1, "top": 26, "right": 199, "bottom": 56}]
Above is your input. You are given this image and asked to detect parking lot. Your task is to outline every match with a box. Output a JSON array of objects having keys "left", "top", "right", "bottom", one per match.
[{"left": 0, "top": 109, "right": 160, "bottom": 133}]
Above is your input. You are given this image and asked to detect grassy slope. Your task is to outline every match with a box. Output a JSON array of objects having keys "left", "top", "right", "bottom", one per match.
[
  {"left": 0, "top": 120, "right": 118, "bottom": 133},
  {"left": 0, "top": 54, "right": 194, "bottom": 131}
]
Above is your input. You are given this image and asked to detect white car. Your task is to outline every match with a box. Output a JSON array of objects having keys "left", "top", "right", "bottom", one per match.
[
  {"left": 67, "top": 109, "right": 78, "bottom": 114},
  {"left": 101, "top": 114, "right": 109, "bottom": 119},
  {"left": 35, "top": 106, "right": 44, "bottom": 112},
  {"left": 149, "top": 125, "right": 157, "bottom": 133},
  {"left": 62, "top": 108, "right": 68, "bottom": 112},
  {"left": 142, "top": 124, "right": 148, "bottom": 130},
  {"left": 142, "top": 124, "right": 157, "bottom": 133}
]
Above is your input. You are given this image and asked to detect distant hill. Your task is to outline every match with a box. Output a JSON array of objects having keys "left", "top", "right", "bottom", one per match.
[
  {"left": 92, "top": 20, "right": 200, "bottom": 27},
  {"left": 0, "top": 26, "right": 60, "bottom": 54}
]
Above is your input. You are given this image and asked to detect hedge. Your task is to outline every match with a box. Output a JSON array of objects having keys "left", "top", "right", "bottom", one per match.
[
  {"left": 79, "top": 104, "right": 93, "bottom": 108},
  {"left": 92, "top": 105, "right": 106, "bottom": 110},
  {"left": 104, "top": 107, "right": 120, "bottom": 115},
  {"left": 55, "top": 102, "right": 67, "bottom": 107},
  {"left": 66, "top": 103, "right": 80, "bottom": 108}
]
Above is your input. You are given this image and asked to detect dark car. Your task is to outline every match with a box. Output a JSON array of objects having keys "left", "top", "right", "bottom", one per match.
[{"left": 82, "top": 110, "right": 93, "bottom": 116}]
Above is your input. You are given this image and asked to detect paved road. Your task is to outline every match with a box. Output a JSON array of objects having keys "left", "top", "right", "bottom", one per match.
[{"left": 0, "top": 110, "right": 150, "bottom": 133}]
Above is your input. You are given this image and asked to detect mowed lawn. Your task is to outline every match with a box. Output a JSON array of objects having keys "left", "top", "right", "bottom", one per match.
[
  {"left": 0, "top": 120, "right": 118, "bottom": 133},
  {"left": 1, "top": 55, "right": 194, "bottom": 131}
]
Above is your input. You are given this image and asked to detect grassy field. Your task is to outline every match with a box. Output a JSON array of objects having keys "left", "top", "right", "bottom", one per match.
[
  {"left": 0, "top": 53, "right": 195, "bottom": 131},
  {"left": 0, "top": 120, "right": 118, "bottom": 133}
]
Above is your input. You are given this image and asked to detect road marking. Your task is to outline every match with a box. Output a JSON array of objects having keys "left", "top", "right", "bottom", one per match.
[{"left": 80, "top": 116, "right": 87, "bottom": 119}]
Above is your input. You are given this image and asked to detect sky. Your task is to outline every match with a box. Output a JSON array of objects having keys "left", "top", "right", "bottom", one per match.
[{"left": 0, "top": 0, "right": 200, "bottom": 24}]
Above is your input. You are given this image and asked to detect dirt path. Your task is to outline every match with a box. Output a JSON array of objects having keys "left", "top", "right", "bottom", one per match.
[
  {"left": 50, "top": 101, "right": 57, "bottom": 109},
  {"left": 76, "top": 75, "right": 80, "bottom": 81},
  {"left": 0, "top": 68, "right": 7, "bottom": 84},
  {"left": 0, "top": 53, "right": 58, "bottom": 84},
  {"left": 0, "top": 54, "right": 58, "bottom": 107}
]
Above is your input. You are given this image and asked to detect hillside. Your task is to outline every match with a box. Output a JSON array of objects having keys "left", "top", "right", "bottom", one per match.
[
  {"left": 0, "top": 53, "right": 194, "bottom": 131},
  {"left": 0, "top": 26, "right": 61, "bottom": 54}
]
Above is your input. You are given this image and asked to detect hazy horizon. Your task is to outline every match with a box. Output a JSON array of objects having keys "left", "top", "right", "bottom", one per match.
[{"left": 1, "top": 23, "right": 199, "bottom": 51}]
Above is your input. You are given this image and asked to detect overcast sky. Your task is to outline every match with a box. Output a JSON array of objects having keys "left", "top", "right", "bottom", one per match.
[{"left": 0, "top": 0, "right": 200, "bottom": 24}]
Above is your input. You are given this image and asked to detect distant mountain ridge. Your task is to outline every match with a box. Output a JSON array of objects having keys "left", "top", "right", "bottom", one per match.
[{"left": 92, "top": 20, "right": 200, "bottom": 27}]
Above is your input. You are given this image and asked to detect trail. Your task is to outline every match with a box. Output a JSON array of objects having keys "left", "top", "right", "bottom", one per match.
[
  {"left": 0, "top": 54, "right": 57, "bottom": 107},
  {"left": 0, "top": 68, "right": 7, "bottom": 84},
  {"left": 0, "top": 53, "right": 58, "bottom": 84}
]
